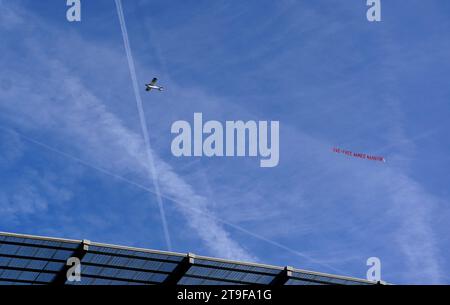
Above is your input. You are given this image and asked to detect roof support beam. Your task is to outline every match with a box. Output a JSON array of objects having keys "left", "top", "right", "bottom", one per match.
[
  {"left": 163, "top": 253, "right": 195, "bottom": 285},
  {"left": 270, "top": 266, "right": 293, "bottom": 285},
  {"left": 51, "top": 239, "right": 90, "bottom": 285}
]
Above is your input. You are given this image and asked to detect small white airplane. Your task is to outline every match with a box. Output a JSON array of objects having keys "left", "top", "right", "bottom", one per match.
[{"left": 145, "top": 78, "right": 164, "bottom": 92}]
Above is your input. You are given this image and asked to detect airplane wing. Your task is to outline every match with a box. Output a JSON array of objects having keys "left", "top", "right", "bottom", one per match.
[{"left": 150, "top": 78, "right": 158, "bottom": 85}]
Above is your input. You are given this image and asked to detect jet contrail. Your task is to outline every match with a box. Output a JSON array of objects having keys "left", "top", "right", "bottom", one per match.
[{"left": 115, "top": 0, "right": 172, "bottom": 250}]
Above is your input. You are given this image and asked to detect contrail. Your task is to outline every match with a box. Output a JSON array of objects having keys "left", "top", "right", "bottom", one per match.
[{"left": 114, "top": 0, "right": 172, "bottom": 250}]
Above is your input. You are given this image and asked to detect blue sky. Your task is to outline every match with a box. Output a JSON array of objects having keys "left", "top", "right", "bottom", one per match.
[{"left": 1, "top": 0, "right": 450, "bottom": 284}]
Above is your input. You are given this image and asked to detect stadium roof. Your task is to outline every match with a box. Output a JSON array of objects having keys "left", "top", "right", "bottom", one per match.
[{"left": 0, "top": 231, "right": 376, "bottom": 285}]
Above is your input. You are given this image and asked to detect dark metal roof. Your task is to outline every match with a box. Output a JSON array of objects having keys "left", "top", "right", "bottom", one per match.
[{"left": 0, "top": 231, "right": 375, "bottom": 285}]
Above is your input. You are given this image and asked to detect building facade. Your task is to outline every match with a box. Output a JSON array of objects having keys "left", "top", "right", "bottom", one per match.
[{"left": 0, "top": 231, "right": 376, "bottom": 285}]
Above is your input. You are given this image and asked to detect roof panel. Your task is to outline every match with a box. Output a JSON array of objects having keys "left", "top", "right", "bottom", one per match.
[
  {"left": 255, "top": 274, "right": 274, "bottom": 284},
  {"left": 148, "top": 272, "right": 167, "bottom": 283},
  {"left": 12, "top": 245, "right": 38, "bottom": 257},
  {"left": 195, "top": 258, "right": 281, "bottom": 275},
  {"left": 155, "top": 262, "right": 177, "bottom": 273},
  {"left": 0, "top": 243, "right": 19, "bottom": 255},
  {"left": 178, "top": 276, "right": 205, "bottom": 285},
  {"left": 99, "top": 267, "right": 119, "bottom": 278},
  {"left": 52, "top": 249, "right": 74, "bottom": 261},
  {"left": 83, "top": 253, "right": 112, "bottom": 264},
  {"left": 1, "top": 236, "right": 78, "bottom": 250},
  {"left": 291, "top": 271, "right": 371, "bottom": 285},
  {"left": 35, "top": 272, "right": 57, "bottom": 283},
  {"left": 43, "top": 261, "right": 64, "bottom": 272},
  {"left": 0, "top": 268, "right": 22, "bottom": 281},
  {"left": 178, "top": 275, "right": 244, "bottom": 285},
  {"left": 26, "top": 260, "right": 48, "bottom": 270},
  {"left": 286, "top": 278, "right": 325, "bottom": 285},
  {"left": 7, "top": 257, "right": 29, "bottom": 269},
  {"left": 124, "top": 258, "right": 146, "bottom": 269},
  {"left": 0, "top": 256, "right": 12, "bottom": 266},
  {"left": 88, "top": 245, "right": 184, "bottom": 263},
  {"left": 17, "top": 271, "right": 39, "bottom": 282},
  {"left": 185, "top": 265, "right": 276, "bottom": 285}
]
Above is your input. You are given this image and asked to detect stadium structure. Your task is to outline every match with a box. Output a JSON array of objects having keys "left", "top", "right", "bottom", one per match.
[{"left": 0, "top": 231, "right": 377, "bottom": 285}]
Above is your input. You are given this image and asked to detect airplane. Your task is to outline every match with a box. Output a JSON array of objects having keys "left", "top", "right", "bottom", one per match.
[{"left": 145, "top": 78, "right": 164, "bottom": 92}]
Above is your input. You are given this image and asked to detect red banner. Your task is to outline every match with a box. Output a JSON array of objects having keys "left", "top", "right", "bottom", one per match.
[{"left": 332, "top": 147, "right": 385, "bottom": 163}]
